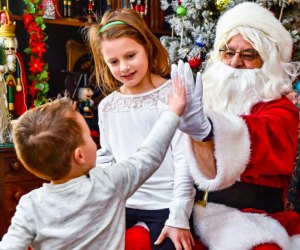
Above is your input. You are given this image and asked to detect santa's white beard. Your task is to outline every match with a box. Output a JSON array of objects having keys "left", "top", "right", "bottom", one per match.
[{"left": 202, "top": 61, "right": 268, "bottom": 115}]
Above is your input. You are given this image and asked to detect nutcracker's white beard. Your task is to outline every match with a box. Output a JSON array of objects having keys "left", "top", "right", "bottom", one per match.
[{"left": 202, "top": 62, "right": 269, "bottom": 115}]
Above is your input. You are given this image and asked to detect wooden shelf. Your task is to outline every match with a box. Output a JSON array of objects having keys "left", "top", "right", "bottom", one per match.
[{"left": 13, "top": 15, "right": 87, "bottom": 27}]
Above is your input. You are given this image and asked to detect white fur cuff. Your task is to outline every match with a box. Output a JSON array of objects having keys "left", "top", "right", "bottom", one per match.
[{"left": 187, "top": 111, "right": 250, "bottom": 191}]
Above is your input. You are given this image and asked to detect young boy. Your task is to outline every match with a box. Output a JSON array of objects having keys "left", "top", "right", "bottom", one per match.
[{"left": 0, "top": 79, "right": 187, "bottom": 250}]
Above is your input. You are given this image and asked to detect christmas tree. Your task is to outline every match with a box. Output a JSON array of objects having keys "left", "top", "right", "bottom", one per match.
[{"left": 160, "top": 0, "right": 300, "bottom": 72}]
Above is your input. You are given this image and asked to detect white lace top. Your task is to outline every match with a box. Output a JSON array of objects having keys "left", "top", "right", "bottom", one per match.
[{"left": 96, "top": 80, "right": 195, "bottom": 229}]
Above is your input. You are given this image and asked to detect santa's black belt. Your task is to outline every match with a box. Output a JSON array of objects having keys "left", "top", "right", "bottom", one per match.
[{"left": 194, "top": 181, "right": 283, "bottom": 214}]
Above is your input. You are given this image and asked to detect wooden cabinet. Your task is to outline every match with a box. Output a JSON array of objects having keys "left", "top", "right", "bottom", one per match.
[{"left": 0, "top": 146, "right": 45, "bottom": 239}]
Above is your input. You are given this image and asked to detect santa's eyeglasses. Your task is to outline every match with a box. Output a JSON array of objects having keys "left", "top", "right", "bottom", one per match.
[{"left": 219, "top": 48, "right": 259, "bottom": 61}]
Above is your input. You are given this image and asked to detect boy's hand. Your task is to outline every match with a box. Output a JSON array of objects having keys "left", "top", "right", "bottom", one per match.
[{"left": 169, "top": 75, "right": 187, "bottom": 116}]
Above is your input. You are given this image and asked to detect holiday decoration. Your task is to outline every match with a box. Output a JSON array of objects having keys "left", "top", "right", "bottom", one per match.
[
  {"left": 42, "top": 0, "right": 55, "bottom": 19},
  {"left": 160, "top": 0, "right": 300, "bottom": 73},
  {"left": 0, "top": 44, "right": 6, "bottom": 67},
  {"left": 130, "top": 0, "right": 148, "bottom": 18},
  {"left": 0, "top": 7, "right": 28, "bottom": 118},
  {"left": 188, "top": 57, "right": 202, "bottom": 68},
  {"left": 75, "top": 73, "right": 99, "bottom": 139},
  {"left": 176, "top": 5, "right": 187, "bottom": 17},
  {"left": 295, "top": 80, "right": 300, "bottom": 92},
  {"left": 87, "top": 0, "right": 97, "bottom": 22},
  {"left": 78, "top": 86, "right": 94, "bottom": 128},
  {"left": 0, "top": 43, "right": 12, "bottom": 144},
  {"left": 23, "top": 0, "right": 49, "bottom": 107},
  {"left": 195, "top": 36, "right": 206, "bottom": 48},
  {"left": 214, "top": 0, "right": 230, "bottom": 11}
]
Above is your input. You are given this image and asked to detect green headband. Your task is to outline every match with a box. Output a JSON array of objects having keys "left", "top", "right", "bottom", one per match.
[{"left": 99, "top": 21, "right": 126, "bottom": 33}]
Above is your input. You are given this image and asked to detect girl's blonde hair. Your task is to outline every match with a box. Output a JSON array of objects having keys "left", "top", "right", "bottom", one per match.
[{"left": 84, "top": 8, "right": 170, "bottom": 94}]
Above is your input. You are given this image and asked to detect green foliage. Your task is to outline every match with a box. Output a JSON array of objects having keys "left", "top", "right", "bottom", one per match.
[
  {"left": 0, "top": 44, "right": 7, "bottom": 65},
  {"left": 23, "top": 0, "right": 49, "bottom": 107}
]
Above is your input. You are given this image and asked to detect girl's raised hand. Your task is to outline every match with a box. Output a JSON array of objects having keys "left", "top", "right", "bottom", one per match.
[{"left": 169, "top": 75, "right": 187, "bottom": 117}]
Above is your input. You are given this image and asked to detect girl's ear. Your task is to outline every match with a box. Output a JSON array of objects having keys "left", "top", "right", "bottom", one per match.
[{"left": 73, "top": 147, "right": 86, "bottom": 165}]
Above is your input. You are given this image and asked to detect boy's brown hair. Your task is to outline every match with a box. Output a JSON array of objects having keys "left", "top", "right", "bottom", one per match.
[
  {"left": 84, "top": 8, "right": 170, "bottom": 94},
  {"left": 13, "top": 98, "right": 84, "bottom": 180}
]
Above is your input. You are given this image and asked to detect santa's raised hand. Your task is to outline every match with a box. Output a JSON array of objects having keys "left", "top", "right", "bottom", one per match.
[{"left": 171, "top": 60, "right": 212, "bottom": 141}]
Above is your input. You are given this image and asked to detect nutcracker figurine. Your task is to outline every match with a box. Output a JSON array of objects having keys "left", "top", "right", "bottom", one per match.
[
  {"left": 77, "top": 74, "right": 95, "bottom": 129},
  {"left": 130, "top": 0, "right": 148, "bottom": 17},
  {"left": 42, "top": 0, "right": 56, "bottom": 19},
  {"left": 42, "top": 0, "right": 61, "bottom": 19},
  {"left": 0, "top": 43, "right": 12, "bottom": 144},
  {"left": 0, "top": 7, "right": 27, "bottom": 118},
  {"left": 77, "top": 85, "right": 99, "bottom": 144}
]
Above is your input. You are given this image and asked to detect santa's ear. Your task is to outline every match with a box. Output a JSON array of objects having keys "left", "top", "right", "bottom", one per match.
[{"left": 73, "top": 147, "right": 86, "bottom": 165}]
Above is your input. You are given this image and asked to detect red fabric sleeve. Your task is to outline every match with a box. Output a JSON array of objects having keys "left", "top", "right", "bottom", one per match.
[{"left": 241, "top": 97, "right": 299, "bottom": 195}]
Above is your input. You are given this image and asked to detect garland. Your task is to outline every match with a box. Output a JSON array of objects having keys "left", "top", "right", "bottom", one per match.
[{"left": 23, "top": 0, "right": 49, "bottom": 107}]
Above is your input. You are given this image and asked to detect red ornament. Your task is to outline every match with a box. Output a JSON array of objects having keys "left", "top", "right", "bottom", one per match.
[
  {"left": 188, "top": 57, "right": 202, "bottom": 68},
  {"left": 134, "top": 4, "right": 140, "bottom": 12},
  {"left": 90, "top": 130, "right": 99, "bottom": 138}
]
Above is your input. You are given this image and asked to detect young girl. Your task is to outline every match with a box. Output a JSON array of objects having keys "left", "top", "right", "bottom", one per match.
[{"left": 85, "top": 9, "right": 195, "bottom": 250}]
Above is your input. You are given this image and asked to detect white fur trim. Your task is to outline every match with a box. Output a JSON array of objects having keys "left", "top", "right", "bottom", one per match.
[
  {"left": 186, "top": 111, "right": 250, "bottom": 191},
  {"left": 133, "top": 222, "right": 149, "bottom": 231},
  {"left": 290, "top": 235, "right": 300, "bottom": 250},
  {"left": 214, "top": 2, "right": 293, "bottom": 62},
  {"left": 193, "top": 203, "right": 290, "bottom": 250}
]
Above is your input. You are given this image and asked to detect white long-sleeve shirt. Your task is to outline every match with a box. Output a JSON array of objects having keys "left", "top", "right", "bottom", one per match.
[
  {"left": 97, "top": 80, "right": 195, "bottom": 229},
  {"left": 0, "top": 111, "right": 179, "bottom": 250}
]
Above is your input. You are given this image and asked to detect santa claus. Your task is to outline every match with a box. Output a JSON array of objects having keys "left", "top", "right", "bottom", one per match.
[{"left": 172, "top": 2, "right": 300, "bottom": 250}]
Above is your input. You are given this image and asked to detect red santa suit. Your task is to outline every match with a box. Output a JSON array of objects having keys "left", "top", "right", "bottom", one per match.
[{"left": 188, "top": 97, "right": 300, "bottom": 249}]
